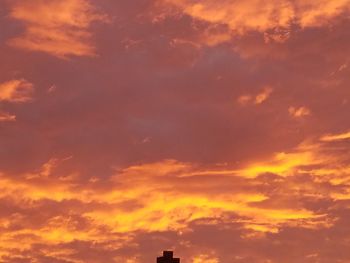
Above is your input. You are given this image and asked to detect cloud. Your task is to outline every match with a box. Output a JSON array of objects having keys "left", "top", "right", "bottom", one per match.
[
  {"left": 320, "top": 130, "right": 350, "bottom": 142},
  {"left": 237, "top": 94, "right": 253, "bottom": 106},
  {"left": 237, "top": 86, "right": 273, "bottom": 105},
  {"left": 288, "top": 106, "right": 311, "bottom": 118},
  {"left": 7, "top": 0, "right": 108, "bottom": 57},
  {"left": 159, "top": 0, "right": 350, "bottom": 45},
  {"left": 255, "top": 86, "right": 273, "bottom": 104},
  {"left": 1, "top": 129, "right": 350, "bottom": 262},
  {"left": 192, "top": 253, "right": 218, "bottom": 263},
  {"left": 1, "top": 1, "right": 350, "bottom": 262},
  {"left": 0, "top": 79, "right": 33, "bottom": 103},
  {"left": 0, "top": 111, "right": 16, "bottom": 122}
]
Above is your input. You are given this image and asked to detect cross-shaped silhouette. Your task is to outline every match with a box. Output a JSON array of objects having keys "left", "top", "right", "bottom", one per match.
[{"left": 157, "top": 251, "right": 180, "bottom": 263}]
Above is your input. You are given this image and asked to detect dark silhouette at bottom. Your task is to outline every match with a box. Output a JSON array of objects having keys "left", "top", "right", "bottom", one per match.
[{"left": 157, "top": 251, "right": 180, "bottom": 263}]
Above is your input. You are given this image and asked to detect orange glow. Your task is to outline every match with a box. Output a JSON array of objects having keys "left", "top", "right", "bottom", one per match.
[
  {"left": 192, "top": 254, "right": 218, "bottom": 263},
  {"left": 2, "top": 0, "right": 350, "bottom": 262}
]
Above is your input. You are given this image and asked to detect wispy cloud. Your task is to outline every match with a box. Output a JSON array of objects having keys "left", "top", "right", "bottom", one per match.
[
  {"left": 289, "top": 106, "right": 311, "bottom": 118},
  {"left": 237, "top": 86, "right": 273, "bottom": 106},
  {"left": 320, "top": 130, "right": 350, "bottom": 142},
  {"left": 0, "top": 79, "right": 33, "bottom": 103},
  {"left": 1, "top": 0, "right": 350, "bottom": 262},
  {"left": 255, "top": 86, "right": 273, "bottom": 104},
  {"left": 160, "top": 0, "right": 350, "bottom": 44},
  {"left": 0, "top": 135, "right": 348, "bottom": 261},
  {"left": 8, "top": 0, "right": 108, "bottom": 57},
  {"left": 0, "top": 111, "right": 16, "bottom": 122}
]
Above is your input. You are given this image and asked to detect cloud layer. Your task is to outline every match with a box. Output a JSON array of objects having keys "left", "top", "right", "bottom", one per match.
[
  {"left": 1, "top": 0, "right": 350, "bottom": 262},
  {"left": 160, "top": 0, "right": 350, "bottom": 44}
]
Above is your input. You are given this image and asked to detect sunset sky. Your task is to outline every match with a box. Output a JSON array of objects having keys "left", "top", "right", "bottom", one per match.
[{"left": 1, "top": 0, "right": 350, "bottom": 262}]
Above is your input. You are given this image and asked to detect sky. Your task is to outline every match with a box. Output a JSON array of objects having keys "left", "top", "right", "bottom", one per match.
[{"left": 1, "top": 0, "right": 350, "bottom": 262}]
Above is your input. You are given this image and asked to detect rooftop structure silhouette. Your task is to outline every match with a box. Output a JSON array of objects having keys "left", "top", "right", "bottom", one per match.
[{"left": 157, "top": 251, "right": 180, "bottom": 263}]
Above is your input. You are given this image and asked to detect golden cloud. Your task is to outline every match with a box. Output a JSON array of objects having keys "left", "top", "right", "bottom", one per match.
[
  {"left": 8, "top": 0, "right": 108, "bottom": 57},
  {"left": 1, "top": 135, "right": 350, "bottom": 262}
]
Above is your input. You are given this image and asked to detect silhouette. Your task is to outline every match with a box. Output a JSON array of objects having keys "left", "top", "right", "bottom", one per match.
[{"left": 157, "top": 251, "right": 180, "bottom": 263}]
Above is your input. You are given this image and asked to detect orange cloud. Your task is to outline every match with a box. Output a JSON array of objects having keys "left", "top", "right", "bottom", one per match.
[
  {"left": 161, "top": 0, "right": 350, "bottom": 44},
  {"left": 0, "top": 111, "right": 16, "bottom": 122},
  {"left": 237, "top": 86, "right": 273, "bottom": 106},
  {"left": 255, "top": 86, "right": 273, "bottom": 104},
  {"left": 8, "top": 0, "right": 107, "bottom": 57},
  {"left": 1, "top": 134, "right": 348, "bottom": 262},
  {"left": 288, "top": 106, "right": 311, "bottom": 118},
  {"left": 0, "top": 79, "right": 33, "bottom": 102},
  {"left": 239, "top": 149, "right": 316, "bottom": 178},
  {"left": 192, "top": 254, "right": 218, "bottom": 263},
  {"left": 1, "top": 1, "right": 350, "bottom": 261},
  {"left": 237, "top": 94, "right": 253, "bottom": 106},
  {"left": 320, "top": 130, "right": 350, "bottom": 142},
  {"left": 0, "top": 153, "right": 329, "bottom": 237}
]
